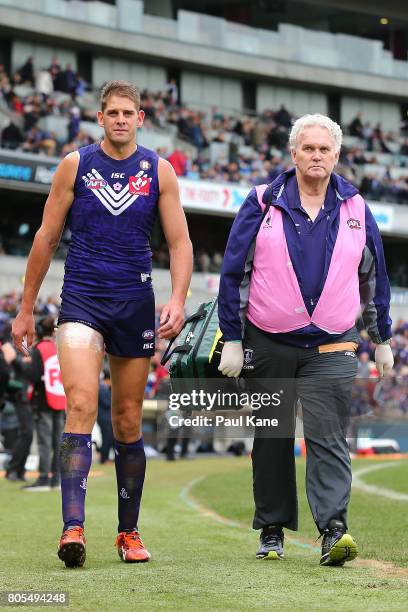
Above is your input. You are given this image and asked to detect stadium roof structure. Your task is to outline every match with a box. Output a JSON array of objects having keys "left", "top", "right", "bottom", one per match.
[
  {"left": 1, "top": 0, "right": 408, "bottom": 98},
  {"left": 174, "top": 0, "right": 408, "bottom": 60}
]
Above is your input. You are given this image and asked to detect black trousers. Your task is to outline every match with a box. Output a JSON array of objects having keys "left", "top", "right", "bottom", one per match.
[
  {"left": 243, "top": 321, "right": 358, "bottom": 533},
  {"left": 98, "top": 416, "right": 114, "bottom": 463},
  {"left": 36, "top": 409, "right": 65, "bottom": 478},
  {"left": 6, "top": 401, "right": 34, "bottom": 477}
]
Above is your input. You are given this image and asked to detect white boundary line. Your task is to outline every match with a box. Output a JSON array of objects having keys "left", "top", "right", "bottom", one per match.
[
  {"left": 180, "top": 476, "right": 320, "bottom": 551},
  {"left": 352, "top": 462, "right": 408, "bottom": 501}
]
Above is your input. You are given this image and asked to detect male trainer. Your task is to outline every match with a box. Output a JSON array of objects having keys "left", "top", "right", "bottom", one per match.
[
  {"left": 218, "top": 114, "right": 393, "bottom": 566},
  {"left": 12, "top": 81, "right": 193, "bottom": 567}
]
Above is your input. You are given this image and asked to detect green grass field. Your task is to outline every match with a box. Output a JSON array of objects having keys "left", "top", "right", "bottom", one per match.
[{"left": 0, "top": 456, "right": 407, "bottom": 611}]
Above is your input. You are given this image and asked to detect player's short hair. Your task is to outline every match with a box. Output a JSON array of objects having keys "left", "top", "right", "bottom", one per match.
[
  {"left": 289, "top": 114, "right": 343, "bottom": 152},
  {"left": 100, "top": 80, "right": 140, "bottom": 112}
]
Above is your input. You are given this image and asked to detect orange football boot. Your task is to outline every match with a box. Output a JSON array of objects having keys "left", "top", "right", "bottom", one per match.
[
  {"left": 115, "top": 530, "right": 151, "bottom": 563},
  {"left": 57, "top": 527, "right": 86, "bottom": 568}
]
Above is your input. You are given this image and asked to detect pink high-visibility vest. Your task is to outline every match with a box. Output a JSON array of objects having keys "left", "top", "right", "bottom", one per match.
[{"left": 246, "top": 184, "right": 366, "bottom": 335}]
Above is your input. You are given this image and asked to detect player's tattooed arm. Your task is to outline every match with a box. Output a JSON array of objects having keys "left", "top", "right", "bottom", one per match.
[
  {"left": 12, "top": 152, "right": 79, "bottom": 353},
  {"left": 157, "top": 157, "right": 193, "bottom": 339}
]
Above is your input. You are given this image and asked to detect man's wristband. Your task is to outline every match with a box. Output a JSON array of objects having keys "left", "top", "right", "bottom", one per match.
[{"left": 377, "top": 338, "right": 392, "bottom": 345}]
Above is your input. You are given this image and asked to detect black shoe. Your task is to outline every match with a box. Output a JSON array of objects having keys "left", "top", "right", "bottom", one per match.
[
  {"left": 256, "top": 525, "right": 284, "bottom": 560},
  {"left": 22, "top": 477, "right": 51, "bottom": 492},
  {"left": 50, "top": 476, "right": 61, "bottom": 489},
  {"left": 5, "top": 470, "right": 26, "bottom": 482},
  {"left": 320, "top": 520, "right": 358, "bottom": 566}
]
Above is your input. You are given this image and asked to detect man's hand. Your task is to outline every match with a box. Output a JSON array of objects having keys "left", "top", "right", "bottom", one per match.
[
  {"left": 218, "top": 341, "right": 244, "bottom": 378},
  {"left": 12, "top": 311, "right": 35, "bottom": 355},
  {"left": 375, "top": 343, "right": 394, "bottom": 377},
  {"left": 157, "top": 300, "right": 185, "bottom": 339}
]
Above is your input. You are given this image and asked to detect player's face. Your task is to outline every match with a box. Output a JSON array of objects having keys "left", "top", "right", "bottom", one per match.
[
  {"left": 97, "top": 95, "right": 144, "bottom": 146},
  {"left": 291, "top": 126, "right": 339, "bottom": 181}
]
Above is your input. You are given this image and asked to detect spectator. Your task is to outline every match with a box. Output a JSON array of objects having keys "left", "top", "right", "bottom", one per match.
[
  {"left": 18, "top": 56, "right": 35, "bottom": 87},
  {"left": 49, "top": 57, "right": 62, "bottom": 91},
  {"left": 75, "top": 74, "right": 87, "bottom": 97},
  {"left": 188, "top": 115, "right": 208, "bottom": 150},
  {"left": 349, "top": 112, "right": 363, "bottom": 138},
  {"left": 63, "top": 64, "right": 77, "bottom": 96},
  {"left": 68, "top": 107, "right": 81, "bottom": 142},
  {"left": 1, "top": 122, "right": 24, "bottom": 150},
  {"left": 356, "top": 351, "right": 371, "bottom": 378},
  {"left": 275, "top": 105, "right": 292, "bottom": 129},
  {"left": 166, "top": 78, "right": 179, "bottom": 106},
  {"left": 167, "top": 149, "right": 187, "bottom": 176},
  {"left": 36, "top": 69, "right": 53, "bottom": 98}
]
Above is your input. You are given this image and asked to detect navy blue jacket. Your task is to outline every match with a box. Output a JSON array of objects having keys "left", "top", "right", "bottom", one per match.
[{"left": 218, "top": 168, "right": 392, "bottom": 346}]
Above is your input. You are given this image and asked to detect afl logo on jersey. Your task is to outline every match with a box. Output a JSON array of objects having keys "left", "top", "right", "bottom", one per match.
[
  {"left": 142, "top": 329, "right": 155, "bottom": 340},
  {"left": 85, "top": 178, "right": 107, "bottom": 190},
  {"left": 347, "top": 218, "right": 361, "bottom": 230}
]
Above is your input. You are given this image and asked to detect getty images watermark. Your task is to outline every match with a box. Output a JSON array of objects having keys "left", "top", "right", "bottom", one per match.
[{"left": 167, "top": 389, "right": 282, "bottom": 428}]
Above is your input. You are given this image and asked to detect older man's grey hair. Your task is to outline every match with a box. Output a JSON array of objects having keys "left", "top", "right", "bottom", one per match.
[{"left": 289, "top": 114, "right": 343, "bottom": 152}]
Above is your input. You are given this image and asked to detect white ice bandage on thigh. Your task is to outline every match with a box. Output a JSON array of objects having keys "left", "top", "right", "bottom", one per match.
[{"left": 56, "top": 322, "right": 104, "bottom": 353}]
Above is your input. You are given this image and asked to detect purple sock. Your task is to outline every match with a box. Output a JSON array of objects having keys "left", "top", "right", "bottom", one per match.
[
  {"left": 114, "top": 437, "right": 146, "bottom": 533},
  {"left": 60, "top": 433, "right": 92, "bottom": 530}
]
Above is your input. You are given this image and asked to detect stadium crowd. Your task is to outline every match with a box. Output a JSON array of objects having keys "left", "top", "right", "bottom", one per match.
[{"left": 2, "top": 55, "right": 408, "bottom": 204}]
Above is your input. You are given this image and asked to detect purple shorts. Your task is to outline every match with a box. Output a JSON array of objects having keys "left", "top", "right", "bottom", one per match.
[{"left": 58, "top": 290, "right": 155, "bottom": 358}]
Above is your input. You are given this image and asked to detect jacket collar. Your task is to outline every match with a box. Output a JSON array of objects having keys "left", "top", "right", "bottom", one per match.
[{"left": 262, "top": 167, "right": 359, "bottom": 211}]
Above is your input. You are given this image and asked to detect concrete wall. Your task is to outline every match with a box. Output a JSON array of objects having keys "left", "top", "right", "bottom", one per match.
[
  {"left": 257, "top": 84, "right": 327, "bottom": 115},
  {"left": 181, "top": 71, "right": 243, "bottom": 112},
  {"left": 11, "top": 40, "right": 77, "bottom": 74},
  {"left": 341, "top": 96, "right": 401, "bottom": 133},
  {"left": 93, "top": 56, "right": 167, "bottom": 91}
]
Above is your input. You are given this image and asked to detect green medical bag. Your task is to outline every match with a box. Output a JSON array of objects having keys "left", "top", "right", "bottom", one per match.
[{"left": 160, "top": 297, "right": 223, "bottom": 379}]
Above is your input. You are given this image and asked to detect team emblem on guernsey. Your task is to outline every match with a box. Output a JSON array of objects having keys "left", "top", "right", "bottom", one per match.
[
  {"left": 82, "top": 168, "right": 151, "bottom": 216},
  {"left": 244, "top": 349, "right": 253, "bottom": 364},
  {"left": 347, "top": 218, "right": 361, "bottom": 230},
  {"left": 243, "top": 348, "right": 254, "bottom": 370},
  {"left": 129, "top": 173, "right": 151, "bottom": 195},
  {"left": 140, "top": 160, "right": 151, "bottom": 171}
]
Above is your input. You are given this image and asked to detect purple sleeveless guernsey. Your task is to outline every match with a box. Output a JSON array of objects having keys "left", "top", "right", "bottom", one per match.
[
  {"left": 63, "top": 143, "right": 159, "bottom": 299},
  {"left": 247, "top": 184, "right": 366, "bottom": 334}
]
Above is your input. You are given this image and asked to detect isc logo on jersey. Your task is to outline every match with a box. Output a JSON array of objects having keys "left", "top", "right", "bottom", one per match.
[{"left": 111, "top": 172, "right": 125, "bottom": 178}]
